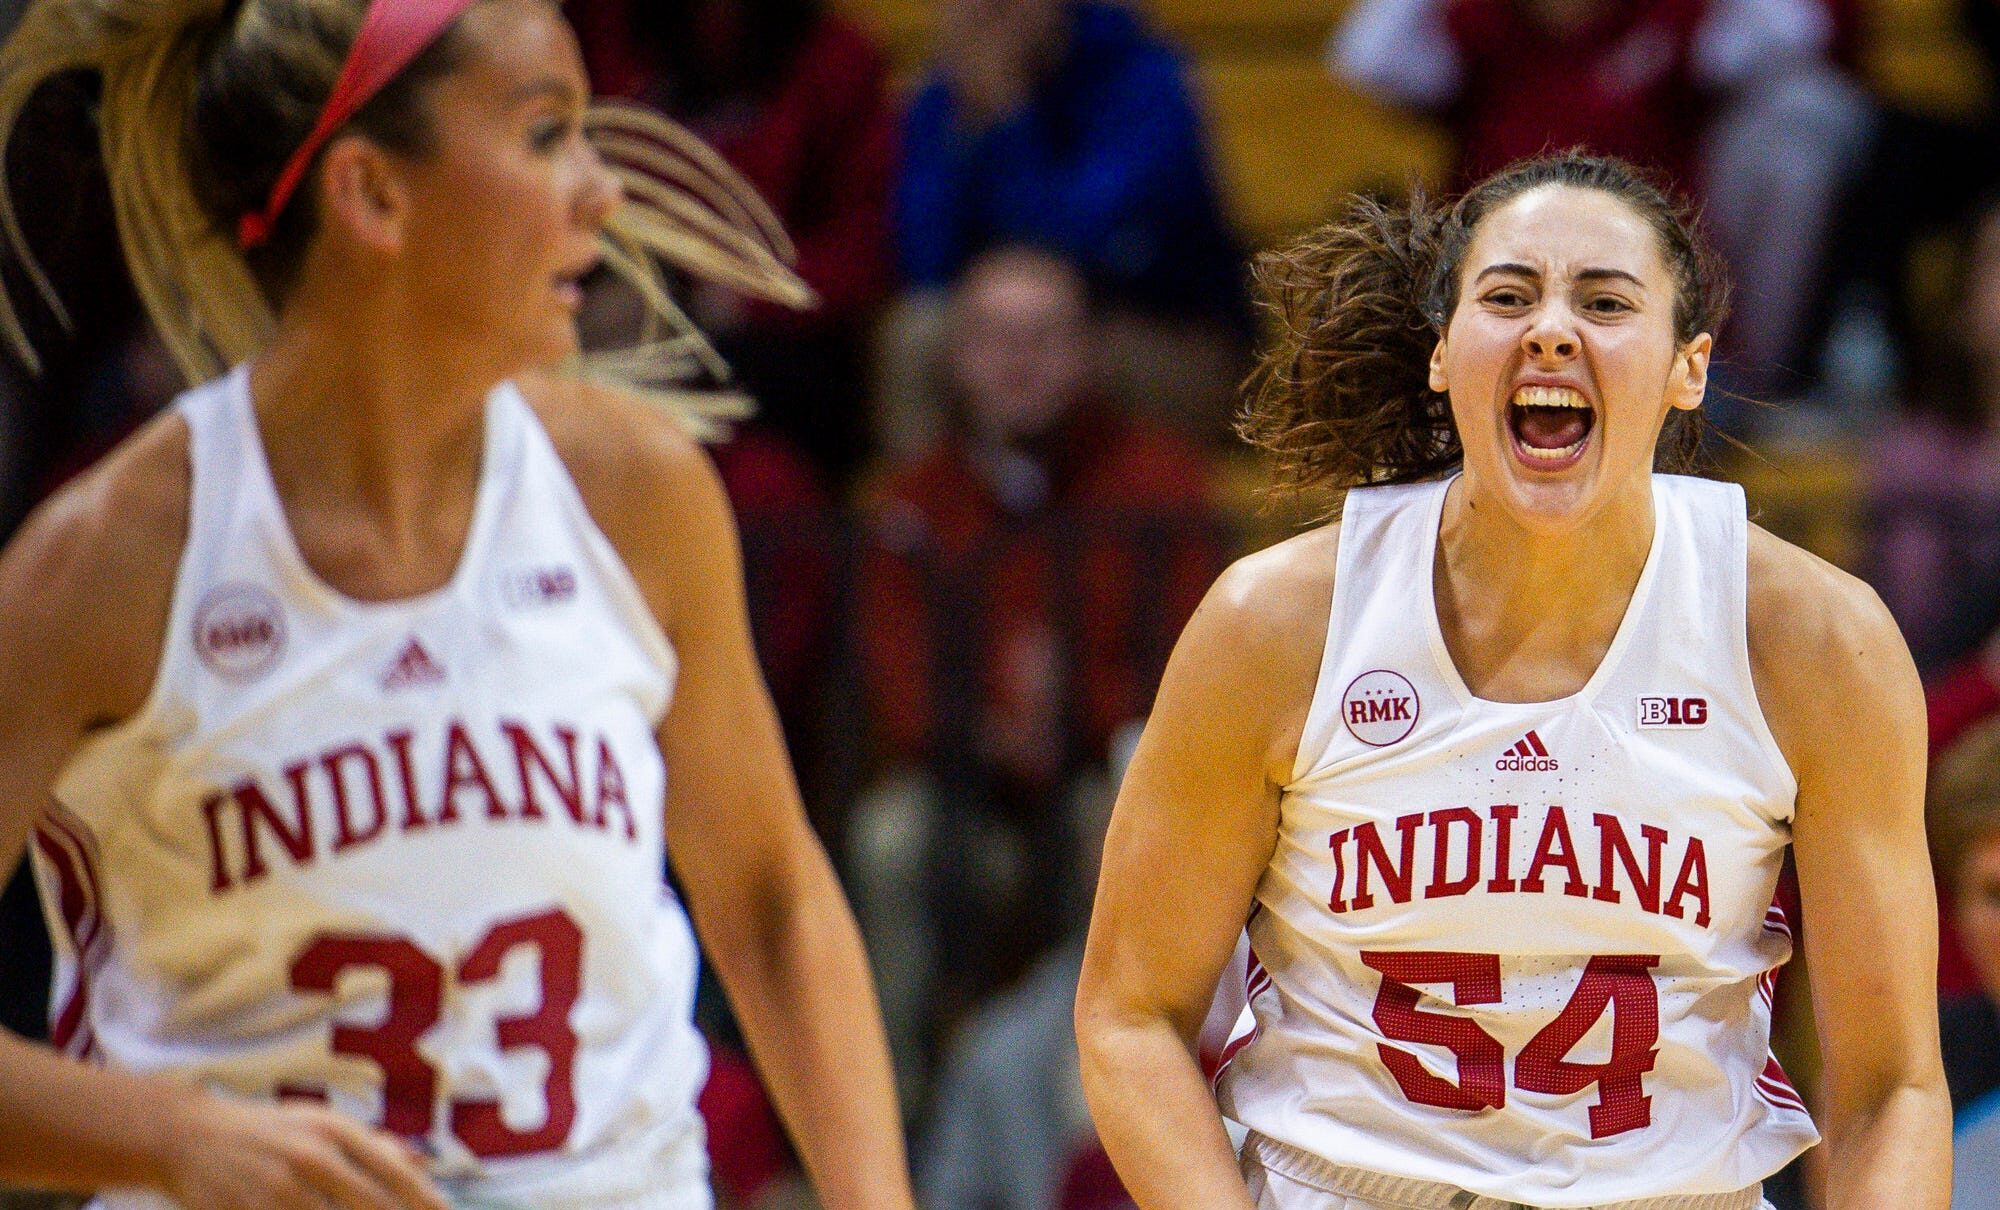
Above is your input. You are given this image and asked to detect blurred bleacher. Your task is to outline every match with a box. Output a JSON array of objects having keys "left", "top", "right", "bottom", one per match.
[
  {"left": 839, "top": 0, "right": 1989, "bottom": 251},
  {"left": 833, "top": 0, "right": 1997, "bottom": 573}
]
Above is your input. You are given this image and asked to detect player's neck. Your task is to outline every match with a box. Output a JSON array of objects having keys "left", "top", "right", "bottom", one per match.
[
  {"left": 253, "top": 312, "right": 498, "bottom": 493},
  {"left": 1432, "top": 476, "right": 1655, "bottom": 699}
]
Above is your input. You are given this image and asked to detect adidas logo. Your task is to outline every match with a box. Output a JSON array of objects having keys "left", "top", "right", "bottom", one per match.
[
  {"left": 381, "top": 636, "right": 446, "bottom": 691},
  {"left": 1495, "top": 729, "right": 1558, "bottom": 772}
]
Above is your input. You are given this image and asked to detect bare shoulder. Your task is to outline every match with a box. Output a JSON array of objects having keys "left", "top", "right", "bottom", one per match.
[
  {"left": 1745, "top": 523, "right": 1920, "bottom": 771},
  {"left": 1200, "top": 522, "right": 1340, "bottom": 662},
  {"left": 519, "top": 373, "right": 715, "bottom": 509},
  {"left": 1, "top": 410, "right": 191, "bottom": 726},
  {"left": 516, "top": 374, "right": 733, "bottom": 630},
  {"left": 1175, "top": 521, "right": 1340, "bottom": 781}
]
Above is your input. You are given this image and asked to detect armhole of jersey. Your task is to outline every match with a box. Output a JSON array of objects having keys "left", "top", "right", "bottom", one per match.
[
  {"left": 56, "top": 387, "right": 224, "bottom": 775},
  {"left": 512, "top": 391, "right": 681, "bottom": 707},
  {"left": 1286, "top": 493, "right": 1370, "bottom": 788},
  {"left": 1727, "top": 482, "right": 1802, "bottom": 812}
]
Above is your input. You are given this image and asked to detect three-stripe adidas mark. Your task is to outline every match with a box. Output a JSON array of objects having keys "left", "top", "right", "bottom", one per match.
[{"left": 1495, "top": 729, "right": 1558, "bottom": 772}]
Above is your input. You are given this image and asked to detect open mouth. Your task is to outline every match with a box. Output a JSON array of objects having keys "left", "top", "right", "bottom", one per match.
[
  {"left": 553, "top": 268, "right": 589, "bottom": 309},
  {"left": 1507, "top": 384, "right": 1594, "bottom": 468},
  {"left": 552, "top": 257, "right": 603, "bottom": 307}
]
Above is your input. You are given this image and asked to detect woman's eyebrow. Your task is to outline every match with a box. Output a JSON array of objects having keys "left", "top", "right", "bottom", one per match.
[
  {"left": 505, "top": 76, "right": 580, "bottom": 106},
  {"left": 1472, "top": 263, "right": 1646, "bottom": 289},
  {"left": 1472, "top": 262, "right": 1537, "bottom": 285},
  {"left": 1574, "top": 267, "right": 1646, "bottom": 289}
]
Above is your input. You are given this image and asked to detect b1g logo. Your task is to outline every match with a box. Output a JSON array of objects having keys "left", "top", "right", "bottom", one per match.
[
  {"left": 193, "top": 582, "right": 286, "bottom": 682},
  {"left": 1638, "top": 696, "right": 1708, "bottom": 728},
  {"left": 1342, "top": 670, "right": 1419, "bottom": 747},
  {"left": 498, "top": 564, "right": 578, "bottom": 609}
]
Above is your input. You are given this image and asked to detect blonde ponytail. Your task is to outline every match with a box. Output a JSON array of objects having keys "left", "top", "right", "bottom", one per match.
[
  {"left": 579, "top": 98, "right": 813, "bottom": 437},
  {"left": 0, "top": 0, "right": 811, "bottom": 437},
  {"left": 0, "top": 0, "right": 262, "bottom": 377}
]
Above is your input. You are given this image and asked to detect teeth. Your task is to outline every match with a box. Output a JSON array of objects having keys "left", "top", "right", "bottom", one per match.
[
  {"left": 1518, "top": 437, "right": 1586, "bottom": 460},
  {"left": 1512, "top": 385, "right": 1588, "bottom": 408}
]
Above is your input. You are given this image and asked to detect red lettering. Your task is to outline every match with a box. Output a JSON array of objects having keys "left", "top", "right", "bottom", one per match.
[
  {"left": 386, "top": 729, "right": 427, "bottom": 832},
  {"left": 504, "top": 722, "right": 584, "bottom": 824},
  {"left": 203, "top": 793, "right": 233, "bottom": 893},
  {"left": 205, "top": 722, "right": 645, "bottom": 894},
  {"left": 1486, "top": 804, "right": 1520, "bottom": 893},
  {"left": 1591, "top": 813, "right": 1666, "bottom": 912},
  {"left": 1516, "top": 955, "right": 1661, "bottom": 1138},
  {"left": 1363, "top": 950, "right": 1663, "bottom": 1138},
  {"left": 324, "top": 744, "right": 388, "bottom": 854},
  {"left": 449, "top": 909, "right": 583, "bottom": 1155},
  {"left": 592, "top": 738, "right": 636, "bottom": 841},
  {"left": 1347, "top": 701, "right": 1370, "bottom": 725},
  {"left": 1663, "top": 838, "right": 1712, "bottom": 928},
  {"left": 290, "top": 935, "right": 442, "bottom": 1138},
  {"left": 1361, "top": 950, "right": 1506, "bottom": 1111},
  {"left": 1424, "top": 807, "right": 1482, "bottom": 899},
  {"left": 206, "top": 617, "right": 272, "bottom": 650},
  {"left": 235, "top": 765, "right": 315, "bottom": 885},
  {"left": 440, "top": 720, "right": 504, "bottom": 823},
  {"left": 1522, "top": 806, "right": 1587, "bottom": 898},
  {"left": 1328, "top": 828, "right": 1351, "bottom": 913},
  {"left": 1350, "top": 813, "right": 1424, "bottom": 909}
]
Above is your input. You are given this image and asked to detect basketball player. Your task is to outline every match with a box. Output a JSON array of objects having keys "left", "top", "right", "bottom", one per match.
[
  {"left": 0, "top": 0, "right": 914, "bottom": 1208},
  {"left": 1075, "top": 151, "right": 1950, "bottom": 1208}
]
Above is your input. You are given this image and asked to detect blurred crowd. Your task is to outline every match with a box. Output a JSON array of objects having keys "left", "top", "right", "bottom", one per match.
[{"left": 8, "top": 0, "right": 2000, "bottom": 1207}]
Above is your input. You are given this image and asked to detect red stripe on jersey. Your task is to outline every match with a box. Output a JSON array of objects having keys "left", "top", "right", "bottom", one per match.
[
  {"left": 1215, "top": 946, "right": 1269, "bottom": 1088},
  {"left": 1755, "top": 1078, "right": 1808, "bottom": 1113},
  {"left": 33, "top": 827, "right": 96, "bottom": 1055},
  {"left": 1764, "top": 893, "right": 1792, "bottom": 938},
  {"left": 1213, "top": 1026, "right": 1259, "bottom": 1083},
  {"left": 1758, "top": 1056, "right": 1806, "bottom": 1110},
  {"left": 34, "top": 822, "right": 99, "bottom": 953},
  {"left": 1525, "top": 731, "right": 1550, "bottom": 757}
]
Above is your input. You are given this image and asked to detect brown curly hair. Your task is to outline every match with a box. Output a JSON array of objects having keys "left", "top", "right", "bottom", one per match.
[{"left": 1238, "top": 150, "right": 1730, "bottom": 509}]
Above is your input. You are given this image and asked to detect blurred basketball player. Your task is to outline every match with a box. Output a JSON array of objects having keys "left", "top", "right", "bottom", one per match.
[
  {"left": 1075, "top": 152, "right": 1949, "bottom": 1207},
  {"left": 0, "top": 1, "right": 914, "bottom": 1208}
]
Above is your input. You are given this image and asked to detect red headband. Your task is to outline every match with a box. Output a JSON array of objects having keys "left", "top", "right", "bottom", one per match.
[{"left": 236, "top": 0, "right": 481, "bottom": 250}]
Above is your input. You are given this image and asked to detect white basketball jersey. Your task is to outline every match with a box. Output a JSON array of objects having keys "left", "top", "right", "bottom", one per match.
[
  {"left": 31, "top": 366, "right": 711, "bottom": 1209},
  {"left": 1214, "top": 474, "right": 1819, "bottom": 1206}
]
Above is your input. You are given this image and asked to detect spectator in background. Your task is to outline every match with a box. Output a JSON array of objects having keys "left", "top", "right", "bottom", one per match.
[
  {"left": 1811, "top": 0, "right": 2000, "bottom": 410},
  {"left": 1925, "top": 718, "right": 2000, "bottom": 1111},
  {"left": 1330, "top": 0, "right": 1872, "bottom": 411},
  {"left": 1925, "top": 718, "right": 2000, "bottom": 1208},
  {"left": 570, "top": 0, "right": 896, "bottom": 486},
  {"left": 918, "top": 725, "right": 1139, "bottom": 1210},
  {"left": 711, "top": 427, "right": 840, "bottom": 809},
  {"left": 848, "top": 247, "right": 1227, "bottom": 1108},
  {"left": 1866, "top": 195, "right": 2000, "bottom": 679},
  {"left": 886, "top": 0, "right": 1247, "bottom": 449}
]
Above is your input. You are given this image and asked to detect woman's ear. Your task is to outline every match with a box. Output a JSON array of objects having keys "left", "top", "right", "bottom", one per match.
[
  {"left": 1667, "top": 332, "right": 1712, "bottom": 412},
  {"left": 313, "top": 135, "right": 411, "bottom": 256},
  {"left": 1429, "top": 335, "right": 1449, "bottom": 394}
]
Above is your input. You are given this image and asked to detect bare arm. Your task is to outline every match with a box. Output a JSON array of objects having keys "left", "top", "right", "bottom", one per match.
[
  {"left": 1751, "top": 528, "right": 1952, "bottom": 1209},
  {"left": 1075, "top": 529, "right": 1334, "bottom": 1210},
  {"left": 548, "top": 383, "right": 914, "bottom": 1210},
  {"left": 0, "top": 419, "right": 446, "bottom": 1210}
]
